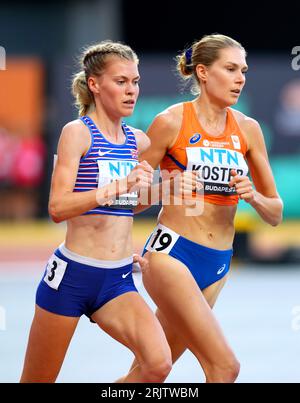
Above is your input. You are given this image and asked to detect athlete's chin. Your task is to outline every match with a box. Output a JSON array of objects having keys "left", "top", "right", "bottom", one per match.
[
  {"left": 224, "top": 97, "right": 239, "bottom": 107},
  {"left": 121, "top": 106, "right": 135, "bottom": 117},
  {"left": 217, "top": 96, "right": 238, "bottom": 108},
  {"left": 228, "top": 93, "right": 241, "bottom": 105}
]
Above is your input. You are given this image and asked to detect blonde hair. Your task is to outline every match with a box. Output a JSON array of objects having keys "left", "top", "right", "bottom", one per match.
[
  {"left": 72, "top": 41, "right": 139, "bottom": 116},
  {"left": 176, "top": 34, "right": 246, "bottom": 95}
]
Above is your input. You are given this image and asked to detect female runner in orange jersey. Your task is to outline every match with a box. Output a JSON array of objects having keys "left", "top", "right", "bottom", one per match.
[{"left": 129, "top": 34, "right": 283, "bottom": 383}]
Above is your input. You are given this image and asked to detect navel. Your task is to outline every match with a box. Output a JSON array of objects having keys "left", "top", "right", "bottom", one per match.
[{"left": 207, "top": 232, "right": 213, "bottom": 240}]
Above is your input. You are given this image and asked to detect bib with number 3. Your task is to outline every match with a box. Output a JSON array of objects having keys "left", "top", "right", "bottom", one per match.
[
  {"left": 145, "top": 224, "right": 179, "bottom": 254},
  {"left": 43, "top": 254, "right": 68, "bottom": 290}
]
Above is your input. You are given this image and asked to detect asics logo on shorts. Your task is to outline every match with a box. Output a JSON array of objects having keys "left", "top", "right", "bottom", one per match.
[
  {"left": 122, "top": 271, "right": 131, "bottom": 279},
  {"left": 217, "top": 264, "right": 226, "bottom": 275}
]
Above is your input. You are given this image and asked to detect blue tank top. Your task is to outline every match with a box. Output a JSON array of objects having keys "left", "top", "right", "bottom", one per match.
[{"left": 73, "top": 115, "right": 139, "bottom": 217}]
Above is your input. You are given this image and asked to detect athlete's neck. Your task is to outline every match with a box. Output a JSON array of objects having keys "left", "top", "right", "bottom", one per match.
[
  {"left": 89, "top": 108, "right": 124, "bottom": 142},
  {"left": 193, "top": 97, "right": 227, "bottom": 136}
]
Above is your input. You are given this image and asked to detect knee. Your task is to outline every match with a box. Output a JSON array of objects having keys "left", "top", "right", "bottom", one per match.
[
  {"left": 205, "top": 357, "right": 240, "bottom": 383},
  {"left": 141, "top": 355, "right": 172, "bottom": 383},
  {"left": 225, "top": 358, "right": 240, "bottom": 382}
]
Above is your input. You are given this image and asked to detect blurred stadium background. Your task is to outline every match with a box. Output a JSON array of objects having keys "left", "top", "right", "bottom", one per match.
[{"left": 0, "top": 0, "right": 300, "bottom": 383}]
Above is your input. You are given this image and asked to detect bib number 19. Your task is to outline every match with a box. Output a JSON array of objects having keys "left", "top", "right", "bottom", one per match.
[
  {"left": 150, "top": 229, "right": 172, "bottom": 251},
  {"left": 146, "top": 225, "right": 179, "bottom": 254}
]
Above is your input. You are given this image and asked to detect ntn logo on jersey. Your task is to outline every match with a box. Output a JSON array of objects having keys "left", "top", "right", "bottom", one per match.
[
  {"left": 187, "top": 147, "right": 245, "bottom": 166},
  {"left": 108, "top": 160, "right": 137, "bottom": 177},
  {"left": 98, "top": 160, "right": 137, "bottom": 179}
]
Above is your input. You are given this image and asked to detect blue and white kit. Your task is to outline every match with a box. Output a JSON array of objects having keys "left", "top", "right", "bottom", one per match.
[{"left": 74, "top": 115, "right": 139, "bottom": 217}]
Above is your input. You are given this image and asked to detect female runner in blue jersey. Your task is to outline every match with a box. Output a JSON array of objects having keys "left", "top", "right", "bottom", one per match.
[{"left": 20, "top": 41, "right": 174, "bottom": 383}]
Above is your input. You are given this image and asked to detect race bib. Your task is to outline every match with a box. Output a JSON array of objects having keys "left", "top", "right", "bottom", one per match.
[
  {"left": 145, "top": 224, "right": 179, "bottom": 254},
  {"left": 97, "top": 159, "right": 138, "bottom": 209},
  {"left": 43, "top": 254, "right": 68, "bottom": 290},
  {"left": 186, "top": 147, "right": 248, "bottom": 196}
]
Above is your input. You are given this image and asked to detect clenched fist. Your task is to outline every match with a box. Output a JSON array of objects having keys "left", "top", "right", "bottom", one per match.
[{"left": 127, "top": 160, "right": 154, "bottom": 193}]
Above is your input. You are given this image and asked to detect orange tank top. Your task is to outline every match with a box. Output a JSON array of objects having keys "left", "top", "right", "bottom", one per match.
[{"left": 160, "top": 102, "right": 249, "bottom": 206}]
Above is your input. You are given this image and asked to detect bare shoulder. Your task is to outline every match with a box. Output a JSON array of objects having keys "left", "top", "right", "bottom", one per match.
[
  {"left": 144, "top": 102, "right": 184, "bottom": 150},
  {"left": 127, "top": 126, "right": 150, "bottom": 153},
  {"left": 60, "top": 119, "right": 89, "bottom": 141},
  {"left": 57, "top": 119, "right": 90, "bottom": 156},
  {"left": 127, "top": 125, "right": 146, "bottom": 138},
  {"left": 153, "top": 102, "right": 184, "bottom": 131},
  {"left": 231, "top": 108, "right": 261, "bottom": 132},
  {"left": 230, "top": 108, "right": 263, "bottom": 149}
]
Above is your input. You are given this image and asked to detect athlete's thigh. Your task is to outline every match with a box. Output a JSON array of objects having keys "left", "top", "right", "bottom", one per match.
[
  {"left": 155, "top": 308, "right": 186, "bottom": 363},
  {"left": 142, "top": 252, "right": 233, "bottom": 365},
  {"left": 91, "top": 292, "right": 170, "bottom": 364},
  {"left": 21, "top": 305, "right": 80, "bottom": 382},
  {"left": 202, "top": 272, "right": 229, "bottom": 308},
  {"left": 154, "top": 272, "right": 229, "bottom": 363}
]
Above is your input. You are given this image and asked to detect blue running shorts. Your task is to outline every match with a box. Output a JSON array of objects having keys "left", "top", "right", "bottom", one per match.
[
  {"left": 143, "top": 223, "right": 233, "bottom": 290},
  {"left": 36, "top": 243, "right": 138, "bottom": 318}
]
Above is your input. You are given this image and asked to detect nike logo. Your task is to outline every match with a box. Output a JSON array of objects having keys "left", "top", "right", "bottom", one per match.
[
  {"left": 98, "top": 149, "right": 113, "bottom": 157},
  {"left": 217, "top": 264, "right": 226, "bottom": 275},
  {"left": 122, "top": 271, "right": 131, "bottom": 279}
]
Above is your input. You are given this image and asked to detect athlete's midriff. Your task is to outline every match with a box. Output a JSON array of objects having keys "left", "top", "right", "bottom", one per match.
[
  {"left": 159, "top": 202, "right": 236, "bottom": 250},
  {"left": 65, "top": 214, "right": 133, "bottom": 260}
]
